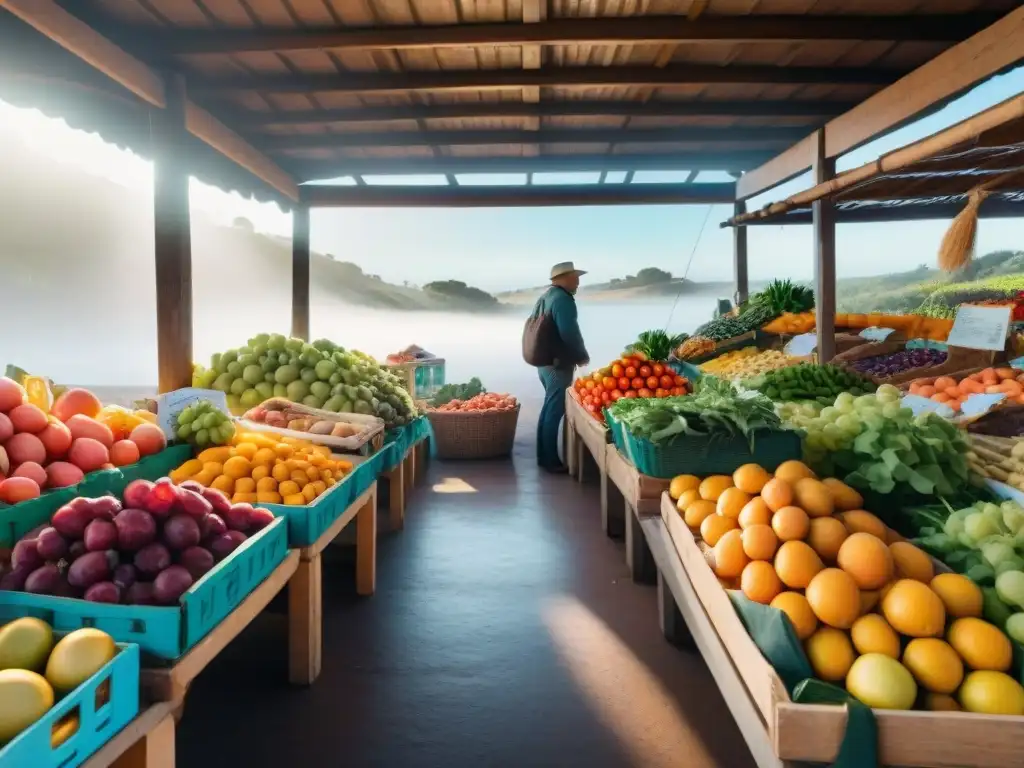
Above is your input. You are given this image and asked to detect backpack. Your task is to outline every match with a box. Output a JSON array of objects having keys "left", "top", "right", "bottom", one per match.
[{"left": 522, "top": 295, "right": 560, "bottom": 367}]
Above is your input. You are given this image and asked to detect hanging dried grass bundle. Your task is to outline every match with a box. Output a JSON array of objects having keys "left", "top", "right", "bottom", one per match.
[{"left": 937, "top": 188, "right": 989, "bottom": 272}]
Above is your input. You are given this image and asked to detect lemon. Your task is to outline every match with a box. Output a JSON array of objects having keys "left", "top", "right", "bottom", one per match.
[
  {"left": 958, "top": 670, "right": 1024, "bottom": 715},
  {"left": 669, "top": 474, "right": 700, "bottom": 501},
  {"left": 0, "top": 617, "right": 53, "bottom": 672},
  {"left": 947, "top": 617, "right": 1012, "bottom": 672},
  {"left": 804, "top": 627, "right": 855, "bottom": 682},
  {"left": 929, "top": 573, "right": 983, "bottom": 618},
  {"left": 902, "top": 638, "right": 964, "bottom": 694},
  {"left": 845, "top": 653, "right": 917, "bottom": 710},
  {"left": 45, "top": 628, "right": 116, "bottom": 694},
  {"left": 850, "top": 614, "right": 900, "bottom": 659}
]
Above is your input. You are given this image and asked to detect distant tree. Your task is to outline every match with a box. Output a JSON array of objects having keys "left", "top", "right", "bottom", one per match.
[
  {"left": 423, "top": 280, "right": 498, "bottom": 306},
  {"left": 232, "top": 216, "right": 255, "bottom": 232},
  {"left": 336, "top": 261, "right": 364, "bottom": 275},
  {"left": 609, "top": 277, "right": 623, "bottom": 285},
  {"left": 633, "top": 267, "right": 673, "bottom": 285}
]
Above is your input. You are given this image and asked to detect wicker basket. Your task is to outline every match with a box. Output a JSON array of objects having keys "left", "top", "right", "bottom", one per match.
[{"left": 427, "top": 406, "right": 520, "bottom": 460}]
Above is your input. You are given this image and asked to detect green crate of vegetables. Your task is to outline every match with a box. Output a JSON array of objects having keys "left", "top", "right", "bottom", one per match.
[{"left": 607, "top": 376, "right": 803, "bottom": 478}]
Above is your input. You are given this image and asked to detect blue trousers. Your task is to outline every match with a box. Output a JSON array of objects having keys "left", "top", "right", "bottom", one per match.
[{"left": 537, "top": 366, "right": 574, "bottom": 468}]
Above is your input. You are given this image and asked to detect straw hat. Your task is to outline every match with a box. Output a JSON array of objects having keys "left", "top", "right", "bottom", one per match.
[{"left": 550, "top": 262, "right": 587, "bottom": 280}]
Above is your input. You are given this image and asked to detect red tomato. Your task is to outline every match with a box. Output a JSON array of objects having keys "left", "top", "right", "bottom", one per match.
[
  {"left": 585, "top": 380, "right": 596, "bottom": 391},
  {"left": 601, "top": 392, "right": 611, "bottom": 404},
  {"left": 671, "top": 387, "right": 685, "bottom": 396},
  {"left": 674, "top": 375, "right": 686, "bottom": 387},
  {"left": 583, "top": 395, "right": 594, "bottom": 406},
  {"left": 660, "top": 374, "right": 674, "bottom": 389},
  {"left": 637, "top": 388, "right": 653, "bottom": 398},
  {"left": 585, "top": 403, "right": 598, "bottom": 414},
  {"left": 639, "top": 365, "right": 653, "bottom": 378},
  {"left": 610, "top": 389, "right": 623, "bottom": 401},
  {"left": 654, "top": 388, "right": 667, "bottom": 397},
  {"left": 611, "top": 364, "right": 624, "bottom": 377},
  {"left": 602, "top": 376, "right": 617, "bottom": 390},
  {"left": 593, "top": 385, "right": 604, "bottom": 397},
  {"left": 624, "top": 390, "right": 638, "bottom": 399},
  {"left": 646, "top": 376, "right": 659, "bottom": 389},
  {"left": 620, "top": 357, "right": 634, "bottom": 368},
  {"left": 624, "top": 366, "right": 637, "bottom": 378},
  {"left": 618, "top": 377, "right": 631, "bottom": 391},
  {"left": 652, "top": 363, "right": 665, "bottom": 376},
  {"left": 630, "top": 377, "right": 645, "bottom": 390}
]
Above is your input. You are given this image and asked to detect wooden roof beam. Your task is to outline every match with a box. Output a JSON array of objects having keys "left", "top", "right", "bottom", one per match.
[
  {"left": 234, "top": 100, "right": 853, "bottom": 128},
  {"left": 300, "top": 182, "right": 736, "bottom": 208},
  {"left": 192, "top": 65, "right": 901, "bottom": 97},
  {"left": 133, "top": 15, "right": 1001, "bottom": 55},
  {"left": 289, "top": 151, "right": 773, "bottom": 180},
  {"left": 0, "top": 0, "right": 300, "bottom": 202},
  {"left": 261, "top": 125, "right": 807, "bottom": 151},
  {"left": 736, "top": 6, "right": 1024, "bottom": 201}
]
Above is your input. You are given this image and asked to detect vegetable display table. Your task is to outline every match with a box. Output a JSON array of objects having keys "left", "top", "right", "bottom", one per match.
[
  {"left": 140, "top": 552, "right": 300, "bottom": 703},
  {"left": 565, "top": 391, "right": 609, "bottom": 485},
  {"left": 380, "top": 419, "right": 430, "bottom": 530},
  {"left": 288, "top": 483, "right": 378, "bottom": 686},
  {"left": 81, "top": 703, "right": 178, "bottom": 768},
  {"left": 605, "top": 445, "right": 667, "bottom": 583}
]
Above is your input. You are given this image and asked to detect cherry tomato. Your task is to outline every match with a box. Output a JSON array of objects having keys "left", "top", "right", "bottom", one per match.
[
  {"left": 602, "top": 376, "right": 617, "bottom": 390},
  {"left": 624, "top": 390, "right": 638, "bottom": 399},
  {"left": 585, "top": 403, "right": 597, "bottom": 414},
  {"left": 660, "top": 374, "right": 674, "bottom": 389},
  {"left": 593, "top": 385, "right": 604, "bottom": 397},
  {"left": 637, "top": 388, "right": 653, "bottom": 398},
  {"left": 611, "top": 364, "right": 624, "bottom": 377},
  {"left": 618, "top": 377, "right": 631, "bottom": 391},
  {"left": 601, "top": 391, "right": 611, "bottom": 404},
  {"left": 624, "top": 366, "right": 638, "bottom": 378},
  {"left": 670, "top": 387, "right": 684, "bottom": 396},
  {"left": 652, "top": 363, "right": 665, "bottom": 377},
  {"left": 610, "top": 389, "right": 623, "bottom": 401},
  {"left": 646, "top": 376, "right": 659, "bottom": 389},
  {"left": 631, "top": 377, "right": 645, "bottom": 390},
  {"left": 583, "top": 395, "right": 594, "bottom": 406},
  {"left": 585, "top": 380, "right": 596, "bottom": 391},
  {"left": 620, "top": 357, "right": 634, "bottom": 368},
  {"left": 639, "top": 365, "right": 653, "bottom": 378},
  {"left": 674, "top": 375, "right": 687, "bottom": 387},
  {"left": 654, "top": 388, "right": 667, "bottom": 398}
]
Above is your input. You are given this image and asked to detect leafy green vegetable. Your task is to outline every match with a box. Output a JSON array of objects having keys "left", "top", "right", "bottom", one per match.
[
  {"left": 741, "top": 279, "right": 815, "bottom": 316},
  {"left": 431, "top": 378, "right": 485, "bottom": 407},
  {"left": 693, "top": 305, "right": 775, "bottom": 342},
  {"left": 627, "top": 330, "right": 688, "bottom": 362},
  {"left": 608, "top": 375, "right": 787, "bottom": 446}
]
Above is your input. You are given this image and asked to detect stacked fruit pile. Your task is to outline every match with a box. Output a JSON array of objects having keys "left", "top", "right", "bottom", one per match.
[
  {"left": 430, "top": 393, "right": 517, "bottom": 412},
  {"left": 174, "top": 400, "right": 236, "bottom": 448},
  {"left": 670, "top": 461, "right": 1024, "bottom": 714},
  {"left": 0, "top": 379, "right": 167, "bottom": 505},
  {"left": 0, "top": 620, "right": 117, "bottom": 743},
  {"left": 573, "top": 355, "right": 689, "bottom": 420},
  {"left": 699, "top": 347, "right": 798, "bottom": 378},
  {"left": 169, "top": 430, "right": 351, "bottom": 506}
]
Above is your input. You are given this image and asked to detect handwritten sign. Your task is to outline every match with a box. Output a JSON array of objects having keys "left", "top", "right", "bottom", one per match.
[
  {"left": 157, "top": 388, "right": 228, "bottom": 439},
  {"left": 946, "top": 305, "right": 1012, "bottom": 352},
  {"left": 785, "top": 333, "right": 817, "bottom": 357},
  {"left": 859, "top": 327, "right": 896, "bottom": 342},
  {"left": 900, "top": 394, "right": 954, "bottom": 419},
  {"left": 960, "top": 393, "right": 1007, "bottom": 419}
]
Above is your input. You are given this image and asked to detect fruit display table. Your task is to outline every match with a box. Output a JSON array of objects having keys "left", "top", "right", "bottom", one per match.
[
  {"left": 287, "top": 483, "right": 378, "bottom": 686},
  {"left": 140, "top": 551, "right": 300, "bottom": 703},
  {"left": 605, "top": 445, "right": 668, "bottom": 583},
  {"left": 653, "top": 493, "right": 1023, "bottom": 768},
  {"left": 379, "top": 417, "right": 430, "bottom": 530},
  {"left": 565, "top": 391, "right": 609, "bottom": 484},
  {"left": 81, "top": 702, "right": 178, "bottom": 768}
]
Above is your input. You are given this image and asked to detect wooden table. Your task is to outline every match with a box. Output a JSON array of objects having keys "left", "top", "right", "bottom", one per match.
[
  {"left": 605, "top": 445, "right": 668, "bottom": 584},
  {"left": 381, "top": 436, "right": 429, "bottom": 531},
  {"left": 82, "top": 703, "right": 178, "bottom": 768},
  {"left": 288, "top": 483, "right": 378, "bottom": 686},
  {"left": 564, "top": 391, "right": 609, "bottom": 486}
]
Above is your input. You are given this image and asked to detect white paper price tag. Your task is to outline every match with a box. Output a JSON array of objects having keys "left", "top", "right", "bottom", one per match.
[
  {"left": 785, "top": 333, "right": 817, "bottom": 357},
  {"left": 157, "top": 388, "right": 229, "bottom": 439},
  {"left": 960, "top": 392, "right": 1006, "bottom": 419},
  {"left": 946, "top": 305, "right": 1012, "bottom": 351},
  {"left": 900, "top": 394, "right": 954, "bottom": 419},
  {"left": 859, "top": 327, "right": 895, "bottom": 342}
]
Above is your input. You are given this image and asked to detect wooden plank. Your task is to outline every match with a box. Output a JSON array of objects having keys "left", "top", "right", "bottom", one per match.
[
  {"left": 141, "top": 551, "right": 300, "bottom": 702},
  {"left": 563, "top": 392, "right": 579, "bottom": 478},
  {"left": 151, "top": 73, "right": 193, "bottom": 395},
  {"left": 736, "top": 197, "right": 1024, "bottom": 225},
  {"left": 299, "top": 485, "right": 374, "bottom": 560},
  {"left": 287, "top": 556, "right": 322, "bottom": 686},
  {"left": 626, "top": 502, "right": 657, "bottom": 585},
  {"left": 140, "top": 15, "right": 997, "bottom": 54},
  {"left": 81, "top": 703, "right": 177, "bottom": 768},
  {"left": 812, "top": 131, "right": 837, "bottom": 363},
  {"left": 606, "top": 446, "right": 668, "bottom": 517},
  {"left": 194, "top": 65, "right": 901, "bottom": 96},
  {"left": 0, "top": 0, "right": 165, "bottom": 107},
  {"left": 385, "top": 462, "right": 405, "bottom": 531},
  {"left": 356, "top": 486, "right": 377, "bottom": 596},
  {"left": 733, "top": 199, "right": 748, "bottom": 305},
  {"left": 602, "top": 448, "right": 626, "bottom": 539},
  {"left": 265, "top": 126, "right": 804, "bottom": 151},
  {"left": 235, "top": 100, "right": 855, "bottom": 128},
  {"left": 291, "top": 203, "right": 310, "bottom": 339},
  {"left": 302, "top": 183, "right": 737, "bottom": 208},
  {"left": 736, "top": 7, "right": 1024, "bottom": 199},
  {"left": 641, "top": 517, "right": 789, "bottom": 768}
]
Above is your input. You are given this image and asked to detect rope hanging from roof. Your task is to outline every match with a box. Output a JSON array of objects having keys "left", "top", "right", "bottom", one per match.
[{"left": 937, "top": 170, "right": 1018, "bottom": 272}]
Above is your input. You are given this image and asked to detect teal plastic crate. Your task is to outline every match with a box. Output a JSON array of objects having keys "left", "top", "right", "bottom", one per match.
[
  {"left": 381, "top": 417, "right": 431, "bottom": 471},
  {"left": 602, "top": 409, "right": 628, "bottom": 455},
  {"left": 0, "top": 516, "right": 288, "bottom": 659},
  {"left": 620, "top": 428, "right": 803, "bottom": 479},
  {"left": 263, "top": 455, "right": 382, "bottom": 546},
  {"left": 0, "top": 642, "right": 139, "bottom": 768}
]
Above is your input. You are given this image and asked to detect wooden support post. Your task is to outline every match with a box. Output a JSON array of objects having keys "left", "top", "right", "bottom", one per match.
[
  {"left": 108, "top": 711, "right": 176, "bottom": 768},
  {"left": 733, "top": 199, "right": 749, "bottom": 306},
  {"left": 151, "top": 73, "right": 193, "bottom": 394},
  {"left": 356, "top": 488, "right": 377, "bottom": 595},
  {"left": 602, "top": 469, "right": 626, "bottom": 539},
  {"left": 625, "top": 504, "right": 657, "bottom": 584},
  {"left": 403, "top": 447, "right": 415, "bottom": 496},
  {"left": 287, "top": 556, "right": 322, "bottom": 685},
  {"left": 387, "top": 461, "right": 405, "bottom": 531},
  {"left": 291, "top": 203, "right": 311, "bottom": 340},
  {"left": 658, "top": 569, "right": 694, "bottom": 649},
  {"left": 812, "top": 130, "right": 837, "bottom": 363}
]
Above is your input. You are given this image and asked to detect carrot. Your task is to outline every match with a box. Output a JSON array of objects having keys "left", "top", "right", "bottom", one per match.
[
  {"left": 933, "top": 376, "right": 956, "bottom": 391},
  {"left": 933, "top": 393, "right": 951, "bottom": 403},
  {"left": 995, "top": 368, "right": 1017, "bottom": 380},
  {"left": 945, "top": 386, "right": 961, "bottom": 398},
  {"left": 961, "top": 379, "right": 985, "bottom": 395},
  {"left": 947, "top": 399, "right": 962, "bottom": 413},
  {"left": 917, "top": 385, "right": 936, "bottom": 397},
  {"left": 982, "top": 369, "right": 999, "bottom": 386},
  {"left": 1001, "top": 381, "right": 1023, "bottom": 397},
  {"left": 986, "top": 385, "right": 1004, "bottom": 395}
]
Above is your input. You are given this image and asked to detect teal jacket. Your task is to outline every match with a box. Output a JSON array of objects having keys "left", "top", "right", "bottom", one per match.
[{"left": 535, "top": 286, "right": 588, "bottom": 368}]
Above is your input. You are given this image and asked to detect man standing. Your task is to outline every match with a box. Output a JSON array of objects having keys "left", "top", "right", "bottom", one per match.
[{"left": 527, "top": 262, "right": 589, "bottom": 474}]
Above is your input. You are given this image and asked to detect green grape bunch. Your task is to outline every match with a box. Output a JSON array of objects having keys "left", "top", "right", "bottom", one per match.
[{"left": 175, "top": 400, "right": 236, "bottom": 448}]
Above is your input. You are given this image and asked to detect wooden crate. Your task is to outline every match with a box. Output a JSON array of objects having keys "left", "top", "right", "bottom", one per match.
[
  {"left": 565, "top": 390, "right": 609, "bottom": 482},
  {"left": 658, "top": 493, "right": 1024, "bottom": 768},
  {"left": 606, "top": 445, "right": 670, "bottom": 584}
]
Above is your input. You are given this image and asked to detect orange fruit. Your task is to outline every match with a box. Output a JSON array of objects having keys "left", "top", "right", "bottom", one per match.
[
  {"left": 930, "top": 573, "right": 983, "bottom": 619},
  {"left": 859, "top": 589, "right": 881, "bottom": 615},
  {"left": 903, "top": 638, "right": 964, "bottom": 694},
  {"left": 792, "top": 478, "right": 835, "bottom": 518},
  {"left": 740, "top": 561, "right": 782, "bottom": 605},
  {"left": 774, "top": 460, "right": 817, "bottom": 484},
  {"left": 684, "top": 500, "right": 717, "bottom": 530},
  {"left": 717, "top": 487, "right": 752, "bottom": 520},
  {"left": 737, "top": 497, "right": 772, "bottom": 528},
  {"left": 700, "top": 514, "right": 738, "bottom": 547},
  {"left": 713, "top": 529, "right": 749, "bottom": 579},
  {"left": 733, "top": 463, "right": 771, "bottom": 495},
  {"left": 761, "top": 478, "right": 793, "bottom": 512},
  {"left": 772, "top": 506, "right": 809, "bottom": 542},
  {"left": 806, "top": 568, "right": 861, "bottom": 629},
  {"left": 774, "top": 540, "right": 824, "bottom": 589},
  {"left": 807, "top": 517, "right": 848, "bottom": 562},
  {"left": 771, "top": 592, "right": 818, "bottom": 640},
  {"left": 741, "top": 524, "right": 778, "bottom": 561},
  {"left": 881, "top": 580, "right": 946, "bottom": 638},
  {"left": 924, "top": 692, "right": 962, "bottom": 712},
  {"left": 675, "top": 489, "right": 701, "bottom": 513},
  {"left": 837, "top": 532, "right": 894, "bottom": 590},
  {"left": 838, "top": 509, "right": 888, "bottom": 540},
  {"left": 851, "top": 614, "right": 901, "bottom": 658},
  {"left": 669, "top": 474, "right": 701, "bottom": 500},
  {"left": 889, "top": 541, "right": 935, "bottom": 583},
  {"left": 804, "top": 627, "right": 855, "bottom": 682},
  {"left": 947, "top": 617, "right": 1013, "bottom": 672},
  {"left": 698, "top": 475, "right": 733, "bottom": 502},
  {"left": 821, "top": 477, "right": 864, "bottom": 511}
]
